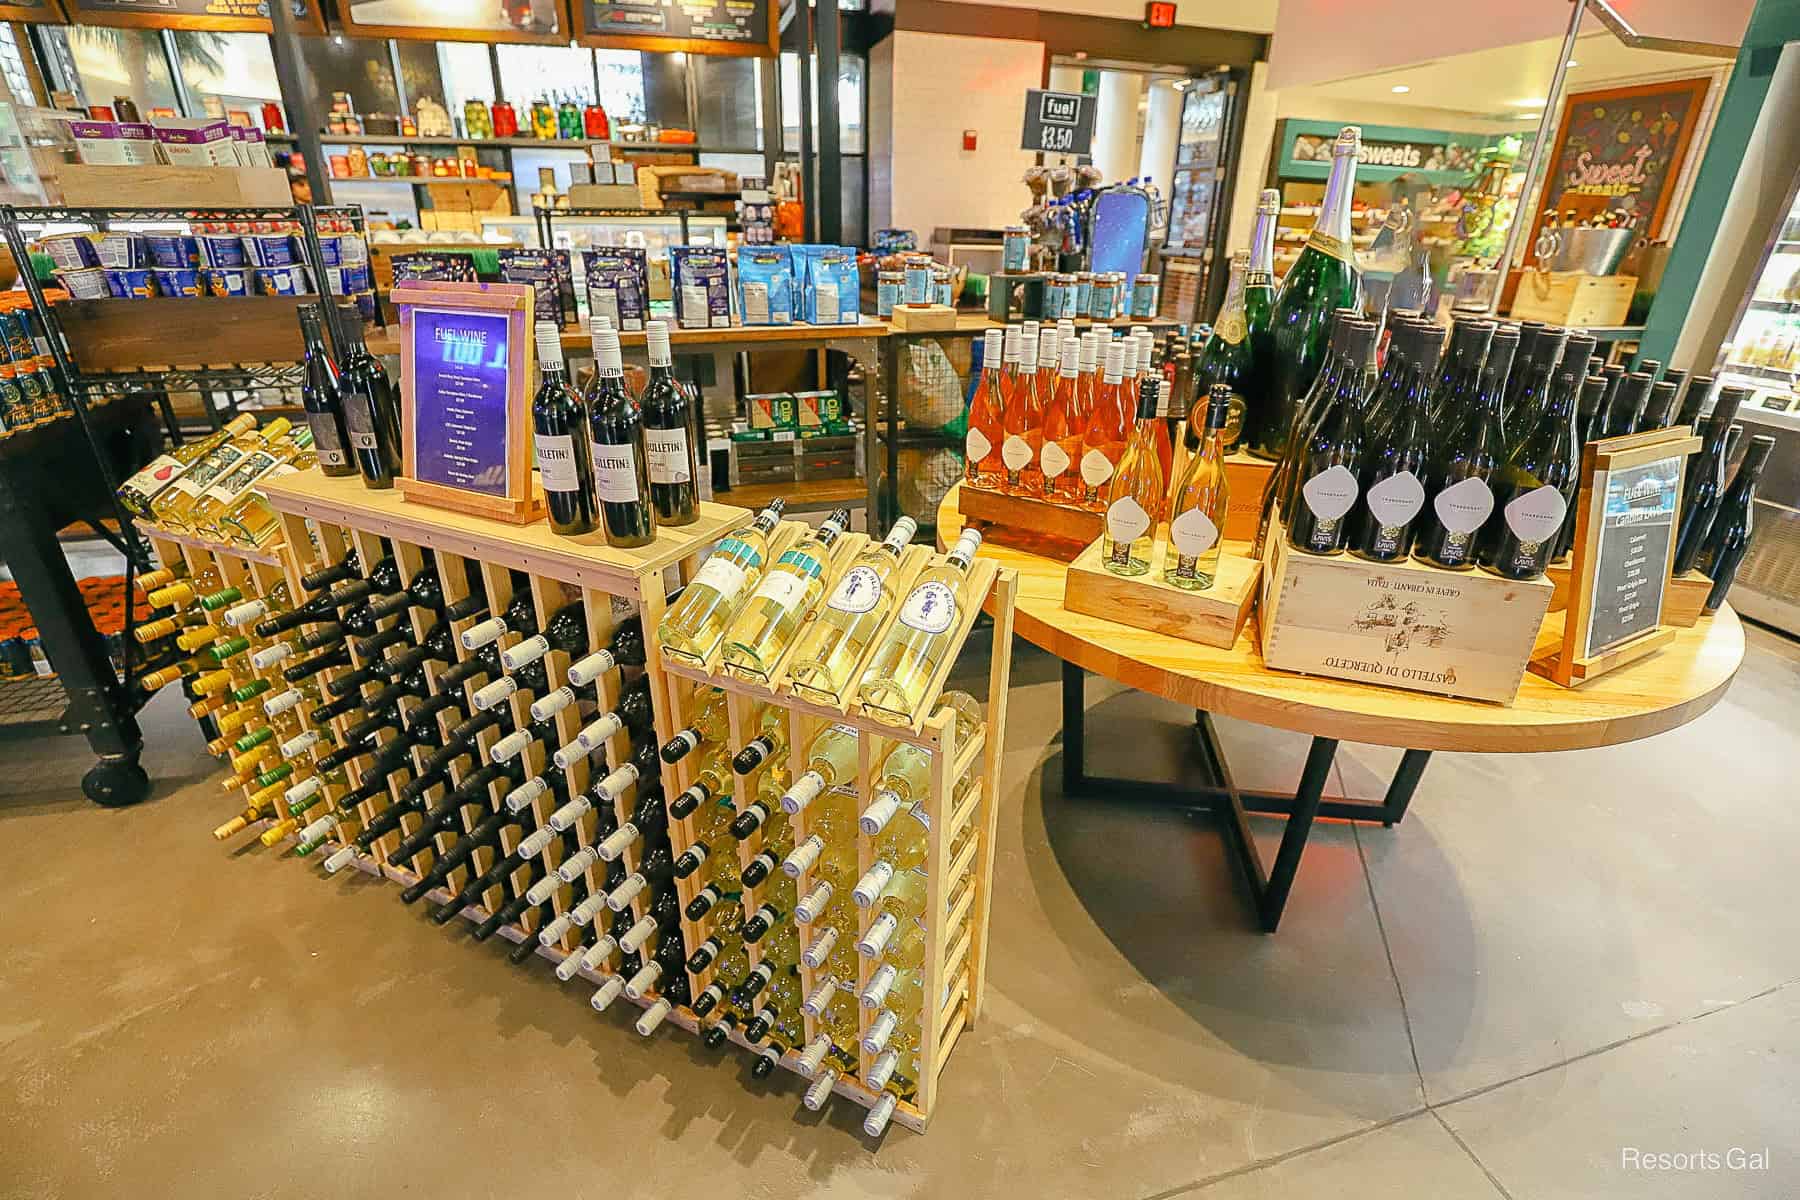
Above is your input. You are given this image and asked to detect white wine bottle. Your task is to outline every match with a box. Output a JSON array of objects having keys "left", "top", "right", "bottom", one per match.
[
  {"left": 785, "top": 516, "right": 918, "bottom": 705},
  {"left": 1164, "top": 383, "right": 1231, "bottom": 590},
  {"left": 658, "top": 500, "right": 786, "bottom": 666},
  {"left": 720, "top": 507, "right": 852, "bottom": 681},
  {"left": 778, "top": 722, "right": 860, "bottom": 814},
  {"left": 856, "top": 529, "right": 983, "bottom": 726}
]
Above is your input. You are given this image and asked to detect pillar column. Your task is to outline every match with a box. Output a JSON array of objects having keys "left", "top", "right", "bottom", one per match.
[{"left": 1091, "top": 70, "right": 1144, "bottom": 185}]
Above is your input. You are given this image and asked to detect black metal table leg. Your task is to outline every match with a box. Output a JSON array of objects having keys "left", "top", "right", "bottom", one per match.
[
  {"left": 1256, "top": 737, "right": 1337, "bottom": 931},
  {"left": 1062, "top": 660, "right": 1086, "bottom": 794},
  {"left": 1381, "top": 748, "right": 1431, "bottom": 827}
]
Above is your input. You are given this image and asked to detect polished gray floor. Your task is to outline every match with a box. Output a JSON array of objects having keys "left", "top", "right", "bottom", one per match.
[{"left": 1, "top": 625, "right": 1795, "bottom": 1199}]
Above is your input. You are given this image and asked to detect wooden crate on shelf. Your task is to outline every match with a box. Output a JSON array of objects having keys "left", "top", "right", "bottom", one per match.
[
  {"left": 1064, "top": 536, "right": 1259, "bottom": 649},
  {"left": 1507, "top": 270, "right": 1636, "bottom": 327}
]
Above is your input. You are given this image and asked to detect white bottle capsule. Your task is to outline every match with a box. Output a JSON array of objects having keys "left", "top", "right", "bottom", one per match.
[
  {"left": 505, "top": 775, "right": 550, "bottom": 815},
  {"left": 801, "top": 976, "right": 838, "bottom": 1019},
  {"left": 783, "top": 834, "right": 824, "bottom": 879},
  {"left": 864, "top": 1092, "right": 899, "bottom": 1137},
  {"left": 797, "top": 1035, "right": 831, "bottom": 1076},
  {"left": 780, "top": 770, "right": 826, "bottom": 815},
  {"left": 860, "top": 790, "right": 903, "bottom": 836},
  {"left": 285, "top": 775, "right": 324, "bottom": 807},
  {"left": 515, "top": 825, "right": 556, "bottom": 859},
  {"left": 488, "top": 727, "right": 534, "bottom": 763},
  {"left": 618, "top": 912, "right": 658, "bottom": 954},
  {"left": 323, "top": 845, "right": 358, "bottom": 874},
  {"left": 529, "top": 686, "right": 578, "bottom": 722},
  {"left": 862, "top": 963, "right": 898, "bottom": 1009},
  {"left": 596, "top": 821, "right": 639, "bottom": 862},
  {"left": 853, "top": 861, "right": 895, "bottom": 908},
  {"left": 590, "top": 975, "right": 625, "bottom": 1011},
  {"left": 471, "top": 675, "right": 519, "bottom": 711},
  {"left": 803, "top": 1068, "right": 839, "bottom": 1112},
  {"left": 500, "top": 633, "right": 552, "bottom": 672},
  {"left": 459, "top": 615, "right": 509, "bottom": 650},
  {"left": 537, "top": 912, "right": 575, "bottom": 946},
  {"left": 858, "top": 912, "right": 900, "bottom": 958},
  {"left": 623, "top": 960, "right": 662, "bottom": 1002},
  {"left": 557, "top": 845, "right": 600, "bottom": 882},
  {"left": 863, "top": 1008, "right": 899, "bottom": 1055},
  {"left": 607, "top": 872, "right": 648, "bottom": 913},
  {"left": 525, "top": 874, "right": 560, "bottom": 905},
  {"left": 795, "top": 880, "right": 834, "bottom": 925},
  {"left": 635, "top": 998, "right": 673, "bottom": 1036},
  {"left": 802, "top": 926, "right": 839, "bottom": 972},
  {"left": 566, "top": 648, "right": 618, "bottom": 687},
  {"left": 263, "top": 688, "right": 304, "bottom": 717}
]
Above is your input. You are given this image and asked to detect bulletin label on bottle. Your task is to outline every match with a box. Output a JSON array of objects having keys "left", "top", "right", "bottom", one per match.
[
  {"left": 1104, "top": 495, "right": 1152, "bottom": 545},
  {"left": 646, "top": 428, "right": 691, "bottom": 484},
  {"left": 693, "top": 553, "right": 748, "bottom": 598},
  {"left": 1001, "top": 435, "right": 1033, "bottom": 473},
  {"left": 1040, "top": 440, "right": 1071, "bottom": 479},
  {"left": 965, "top": 427, "right": 992, "bottom": 464},
  {"left": 1503, "top": 485, "right": 1567, "bottom": 545},
  {"left": 898, "top": 581, "right": 958, "bottom": 635},
  {"left": 1432, "top": 475, "right": 1495, "bottom": 535},
  {"left": 590, "top": 441, "right": 641, "bottom": 503},
  {"left": 1300, "top": 464, "right": 1359, "bottom": 521},
  {"left": 827, "top": 565, "right": 883, "bottom": 614},
  {"left": 304, "top": 412, "right": 348, "bottom": 467},
  {"left": 1364, "top": 470, "right": 1425, "bottom": 530},
  {"left": 1080, "top": 449, "right": 1115, "bottom": 488},
  {"left": 534, "top": 432, "right": 581, "bottom": 491},
  {"left": 1169, "top": 507, "right": 1220, "bottom": 557}
]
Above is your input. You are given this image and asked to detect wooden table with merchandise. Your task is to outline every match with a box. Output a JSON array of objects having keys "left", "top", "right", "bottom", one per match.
[{"left": 936, "top": 484, "right": 1746, "bottom": 932}]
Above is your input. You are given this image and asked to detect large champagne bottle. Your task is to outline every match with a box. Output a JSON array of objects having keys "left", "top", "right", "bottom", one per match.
[
  {"left": 1188, "top": 187, "right": 1276, "bottom": 453},
  {"left": 1247, "top": 126, "right": 1364, "bottom": 461}
]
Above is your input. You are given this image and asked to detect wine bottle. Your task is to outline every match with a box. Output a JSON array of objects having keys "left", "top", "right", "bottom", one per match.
[
  {"left": 117, "top": 414, "right": 257, "bottom": 518},
  {"left": 1604, "top": 371, "right": 1655, "bottom": 440},
  {"left": 1164, "top": 385, "right": 1230, "bottom": 588},
  {"left": 640, "top": 320, "right": 698, "bottom": 526},
  {"left": 1695, "top": 434, "right": 1774, "bottom": 614},
  {"left": 1248, "top": 126, "right": 1363, "bottom": 461},
  {"left": 1426, "top": 317, "right": 1494, "bottom": 432},
  {"left": 1076, "top": 341, "right": 1130, "bottom": 510},
  {"left": 656, "top": 500, "right": 785, "bottom": 666},
  {"left": 1502, "top": 322, "right": 1550, "bottom": 426},
  {"left": 1674, "top": 375, "right": 1714, "bottom": 433},
  {"left": 530, "top": 319, "right": 596, "bottom": 536},
  {"left": 297, "top": 303, "right": 353, "bottom": 477},
  {"left": 1038, "top": 335, "right": 1082, "bottom": 500},
  {"left": 336, "top": 308, "right": 403, "bottom": 489},
  {"left": 963, "top": 329, "right": 1006, "bottom": 489},
  {"left": 1503, "top": 327, "right": 1566, "bottom": 451},
  {"left": 1099, "top": 377, "right": 1166, "bottom": 575},
  {"left": 586, "top": 325, "right": 655, "bottom": 549},
  {"left": 1188, "top": 248, "right": 1256, "bottom": 454},
  {"left": 1440, "top": 324, "right": 1518, "bottom": 461},
  {"left": 1349, "top": 331, "right": 1438, "bottom": 562},
  {"left": 563, "top": 616, "right": 646, "bottom": 690},
  {"left": 1414, "top": 363, "right": 1507, "bottom": 570},
  {"left": 1555, "top": 333, "right": 1598, "bottom": 390},
  {"left": 1640, "top": 381, "right": 1680, "bottom": 433},
  {"left": 150, "top": 418, "right": 293, "bottom": 531},
  {"left": 501, "top": 600, "right": 585, "bottom": 672},
  {"left": 785, "top": 516, "right": 920, "bottom": 705},
  {"left": 1287, "top": 324, "right": 1372, "bottom": 556},
  {"left": 1673, "top": 386, "right": 1750, "bottom": 575},
  {"left": 720, "top": 507, "right": 852, "bottom": 682},
  {"left": 1000, "top": 325, "right": 1044, "bottom": 494},
  {"left": 856, "top": 527, "right": 983, "bottom": 726},
  {"left": 1254, "top": 310, "right": 1361, "bottom": 554},
  {"left": 1477, "top": 370, "right": 1580, "bottom": 581},
  {"left": 460, "top": 588, "right": 538, "bottom": 651},
  {"left": 1582, "top": 365, "right": 1626, "bottom": 446}
]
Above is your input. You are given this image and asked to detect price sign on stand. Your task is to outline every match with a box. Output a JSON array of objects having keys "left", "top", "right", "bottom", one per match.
[
  {"left": 393, "top": 281, "right": 546, "bottom": 525},
  {"left": 1022, "top": 90, "right": 1094, "bottom": 157}
]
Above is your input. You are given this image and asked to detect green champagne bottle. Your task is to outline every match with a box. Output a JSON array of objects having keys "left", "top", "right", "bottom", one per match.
[
  {"left": 1248, "top": 126, "right": 1364, "bottom": 462},
  {"left": 1188, "top": 188, "right": 1279, "bottom": 454}
]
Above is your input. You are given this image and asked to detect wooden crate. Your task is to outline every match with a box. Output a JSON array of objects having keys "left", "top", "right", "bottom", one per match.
[
  {"left": 889, "top": 304, "right": 958, "bottom": 332},
  {"left": 1507, "top": 270, "right": 1637, "bottom": 327},
  {"left": 1259, "top": 519, "right": 1553, "bottom": 705},
  {"left": 56, "top": 163, "right": 293, "bottom": 207},
  {"left": 957, "top": 481, "right": 1100, "bottom": 560},
  {"left": 1663, "top": 570, "right": 1713, "bottom": 629},
  {"left": 1064, "top": 536, "right": 1259, "bottom": 649}
]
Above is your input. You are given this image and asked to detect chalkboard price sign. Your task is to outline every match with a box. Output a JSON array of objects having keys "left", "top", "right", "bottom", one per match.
[{"left": 1021, "top": 90, "right": 1095, "bottom": 157}]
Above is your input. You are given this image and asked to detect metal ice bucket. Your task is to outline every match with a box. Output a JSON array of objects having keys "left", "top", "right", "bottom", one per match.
[{"left": 1541, "top": 225, "right": 1637, "bottom": 276}]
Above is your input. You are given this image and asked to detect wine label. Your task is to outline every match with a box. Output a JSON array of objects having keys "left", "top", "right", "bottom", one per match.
[
  {"left": 1214, "top": 309, "right": 1247, "bottom": 345},
  {"left": 898, "top": 580, "right": 957, "bottom": 635},
  {"left": 693, "top": 554, "right": 748, "bottom": 598},
  {"left": 1503, "top": 485, "right": 1567, "bottom": 546},
  {"left": 341, "top": 397, "right": 379, "bottom": 450},
  {"left": 590, "top": 440, "right": 640, "bottom": 503},
  {"left": 1040, "top": 440, "right": 1071, "bottom": 479},
  {"left": 1080, "top": 449, "right": 1115, "bottom": 488},
  {"left": 1300, "top": 464, "right": 1359, "bottom": 522},
  {"left": 754, "top": 571, "right": 808, "bottom": 610},
  {"left": 1432, "top": 475, "right": 1495, "bottom": 535},
  {"left": 646, "top": 427, "right": 691, "bottom": 484},
  {"left": 201, "top": 449, "right": 279, "bottom": 504},
  {"left": 1306, "top": 230, "right": 1355, "bottom": 262},
  {"left": 534, "top": 432, "right": 581, "bottom": 491},
  {"left": 304, "top": 412, "right": 348, "bottom": 467},
  {"left": 965, "top": 427, "right": 992, "bottom": 463},
  {"left": 1104, "top": 495, "right": 1152, "bottom": 545},
  {"left": 1364, "top": 470, "right": 1426, "bottom": 530},
  {"left": 1169, "top": 507, "right": 1220, "bottom": 557},
  {"left": 122, "top": 453, "right": 183, "bottom": 499},
  {"left": 827, "top": 564, "right": 883, "bottom": 614},
  {"left": 1001, "top": 434, "right": 1033, "bottom": 472},
  {"left": 168, "top": 445, "right": 244, "bottom": 497}
]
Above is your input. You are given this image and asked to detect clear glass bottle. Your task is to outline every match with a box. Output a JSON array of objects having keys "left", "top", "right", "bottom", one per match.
[
  {"left": 1099, "top": 378, "right": 1166, "bottom": 576},
  {"left": 785, "top": 516, "right": 919, "bottom": 705},
  {"left": 1165, "top": 383, "right": 1231, "bottom": 590},
  {"left": 656, "top": 501, "right": 786, "bottom": 666},
  {"left": 856, "top": 529, "right": 983, "bottom": 726},
  {"left": 963, "top": 329, "right": 1006, "bottom": 488},
  {"left": 720, "top": 507, "right": 851, "bottom": 682}
]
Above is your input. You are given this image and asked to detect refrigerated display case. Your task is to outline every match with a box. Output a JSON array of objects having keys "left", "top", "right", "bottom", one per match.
[
  {"left": 1159, "top": 70, "right": 1242, "bottom": 325},
  {"left": 1709, "top": 171, "right": 1800, "bottom": 635}
]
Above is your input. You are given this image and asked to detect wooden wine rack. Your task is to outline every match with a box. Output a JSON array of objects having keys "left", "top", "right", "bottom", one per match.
[{"left": 208, "top": 469, "right": 1019, "bottom": 1136}]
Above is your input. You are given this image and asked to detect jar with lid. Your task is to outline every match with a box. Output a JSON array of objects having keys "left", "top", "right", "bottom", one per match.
[
  {"left": 876, "top": 270, "right": 903, "bottom": 316},
  {"left": 464, "top": 100, "right": 493, "bottom": 139},
  {"left": 1002, "top": 225, "right": 1030, "bottom": 273},
  {"left": 490, "top": 100, "right": 519, "bottom": 138}
]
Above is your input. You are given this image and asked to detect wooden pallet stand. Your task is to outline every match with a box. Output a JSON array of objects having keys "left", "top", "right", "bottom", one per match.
[
  {"left": 956, "top": 482, "right": 1100, "bottom": 559},
  {"left": 1663, "top": 570, "right": 1713, "bottom": 629},
  {"left": 1064, "top": 536, "right": 1258, "bottom": 648},
  {"left": 1259, "top": 519, "right": 1552, "bottom": 705}
]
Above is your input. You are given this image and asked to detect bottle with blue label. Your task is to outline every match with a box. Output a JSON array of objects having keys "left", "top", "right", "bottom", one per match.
[
  {"left": 657, "top": 499, "right": 787, "bottom": 666},
  {"left": 720, "top": 507, "right": 852, "bottom": 683}
]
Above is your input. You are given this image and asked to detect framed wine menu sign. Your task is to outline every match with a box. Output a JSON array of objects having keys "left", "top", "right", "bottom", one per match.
[
  {"left": 1522, "top": 76, "right": 1712, "bottom": 266},
  {"left": 338, "top": 0, "right": 570, "bottom": 44},
  {"left": 61, "top": 0, "right": 324, "bottom": 33}
]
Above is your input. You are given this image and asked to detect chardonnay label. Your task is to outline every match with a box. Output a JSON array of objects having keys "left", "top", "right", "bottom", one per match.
[
  {"left": 1169, "top": 507, "right": 1220, "bottom": 557},
  {"left": 1001, "top": 434, "right": 1033, "bottom": 472},
  {"left": 1364, "top": 471, "right": 1426, "bottom": 530},
  {"left": 591, "top": 441, "right": 641, "bottom": 503},
  {"left": 646, "top": 428, "right": 691, "bottom": 484},
  {"left": 1040, "top": 440, "right": 1071, "bottom": 479},
  {"left": 201, "top": 450, "right": 279, "bottom": 504},
  {"left": 1300, "top": 464, "right": 1359, "bottom": 521},
  {"left": 1432, "top": 475, "right": 1495, "bottom": 535},
  {"left": 534, "top": 433, "right": 581, "bottom": 491},
  {"left": 1104, "top": 495, "right": 1152, "bottom": 545},
  {"left": 965, "top": 427, "right": 992, "bottom": 463},
  {"left": 692, "top": 553, "right": 748, "bottom": 598},
  {"left": 168, "top": 445, "right": 244, "bottom": 497},
  {"left": 1214, "top": 309, "right": 1248, "bottom": 345},
  {"left": 827, "top": 565, "right": 883, "bottom": 614},
  {"left": 1079, "top": 449, "right": 1115, "bottom": 488},
  {"left": 1503, "top": 485, "right": 1567, "bottom": 545},
  {"left": 122, "top": 453, "right": 183, "bottom": 498},
  {"left": 754, "top": 571, "right": 808, "bottom": 610},
  {"left": 897, "top": 581, "right": 957, "bottom": 635}
]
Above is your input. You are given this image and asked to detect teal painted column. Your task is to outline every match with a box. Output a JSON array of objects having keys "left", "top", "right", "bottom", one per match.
[{"left": 1638, "top": 0, "right": 1800, "bottom": 365}]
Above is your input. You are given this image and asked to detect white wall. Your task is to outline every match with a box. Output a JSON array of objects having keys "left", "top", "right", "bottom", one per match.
[
  {"left": 938, "top": 0, "right": 1276, "bottom": 34},
  {"left": 877, "top": 31, "right": 1045, "bottom": 239}
]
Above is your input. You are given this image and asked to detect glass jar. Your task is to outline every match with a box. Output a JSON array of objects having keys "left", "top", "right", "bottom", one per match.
[
  {"left": 902, "top": 255, "right": 933, "bottom": 306},
  {"left": 1129, "top": 273, "right": 1159, "bottom": 319},
  {"left": 876, "top": 270, "right": 903, "bottom": 317},
  {"left": 490, "top": 100, "right": 518, "bottom": 138},
  {"left": 464, "top": 100, "right": 493, "bottom": 139},
  {"left": 1002, "top": 225, "right": 1030, "bottom": 273}
]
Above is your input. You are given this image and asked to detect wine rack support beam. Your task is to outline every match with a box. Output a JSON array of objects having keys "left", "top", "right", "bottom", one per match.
[{"left": 1058, "top": 662, "right": 1434, "bottom": 933}]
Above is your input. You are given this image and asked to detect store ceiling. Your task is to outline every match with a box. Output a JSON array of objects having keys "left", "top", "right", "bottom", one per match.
[{"left": 940, "top": 0, "right": 1278, "bottom": 35}]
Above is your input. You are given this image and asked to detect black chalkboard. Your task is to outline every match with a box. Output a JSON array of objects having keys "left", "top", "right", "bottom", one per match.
[
  {"left": 1021, "top": 90, "right": 1095, "bottom": 157},
  {"left": 580, "top": 0, "right": 775, "bottom": 54},
  {"left": 1584, "top": 455, "right": 1681, "bottom": 658}
]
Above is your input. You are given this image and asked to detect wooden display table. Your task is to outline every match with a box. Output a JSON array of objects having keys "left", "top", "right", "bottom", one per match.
[{"left": 936, "top": 484, "right": 1745, "bottom": 931}]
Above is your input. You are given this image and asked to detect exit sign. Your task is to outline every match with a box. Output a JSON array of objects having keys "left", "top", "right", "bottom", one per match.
[{"left": 1145, "top": 1, "right": 1176, "bottom": 27}]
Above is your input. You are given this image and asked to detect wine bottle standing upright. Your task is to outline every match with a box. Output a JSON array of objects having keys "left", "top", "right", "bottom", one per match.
[
  {"left": 1695, "top": 434, "right": 1775, "bottom": 614},
  {"left": 1503, "top": 326, "right": 1566, "bottom": 452},
  {"left": 1350, "top": 325, "right": 1442, "bottom": 561},
  {"left": 640, "top": 320, "right": 699, "bottom": 525},
  {"left": 1253, "top": 311, "right": 1357, "bottom": 555},
  {"left": 1604, "top": 372, "right": 1655, "bottom": 439},
  {"left": 1038, "top": 334, "right": 1083, "bottom": 501},
  {"left": 1077, "top": 340, "right": 1130, "bottom": 510},
  {"left": 336, "top": 307, "right": 404, "bottom": 489},
  {"left": 1441, "top": 324, "right": 1517, "bottom": 458},
  {"left": 1099, "top": 378, "right": 1165, "bottom": 576},
  {"left": 296, "top": 303, "right": 353, "bottom": 478},
  {"left": 1414, "top": 363, "right": 1506, "bottom": 570},
  {"left": 1287, "top": 321, "right": 1375, "bottom": 556},
  {"left": 1000, "top": 326, "right": 1044, "bottom": 494},
  {"left": 1427, "top": 317, "right": 1493, "bottom": 430},
  {"left": 1674, "top": 374, "right": 1714, "bottom": 432},
  {"left": 964, "top": 329, "right": 1006, "bottom": 489},
  {"left": 1672, "top": 385, "right": 1749, "bottom": 575},
  {"left": 1477, "top": 368, "right": 1580, "bottom": 581},
  {"left": 585, "top": 325, "right": 655, "bottom": 548},
  {"left": 1248, "top": 126, "right": 1363, "bottom": 461},
  {"left": 1165, "top": 384, "right": 1231, "bottom": 590},
  {"left": 530, "top": 320, "right": 595, "bottom": 536},
  {"left": 1187, "top": 249, "right": 1257, "bottom": 453}
]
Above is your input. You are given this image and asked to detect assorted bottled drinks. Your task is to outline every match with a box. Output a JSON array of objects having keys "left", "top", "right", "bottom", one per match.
[{"left": 117, "top": 413, "right": 323, "bottom": 548}]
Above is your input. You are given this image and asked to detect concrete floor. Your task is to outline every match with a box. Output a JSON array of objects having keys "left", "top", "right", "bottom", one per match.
[{"left": 3, "top": 627, "right": 1798, "bottom": 1199}]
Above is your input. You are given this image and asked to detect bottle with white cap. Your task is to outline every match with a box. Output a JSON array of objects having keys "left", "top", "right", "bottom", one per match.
[
  {"left": 854, "top": 527, "right": 984, "bottom": 726},
  {"left": 861, "top": 1045, "right": 919, "bottom": 1137},
  {"left": 531, "top": 319, "right": 596, "bottom": 535},
  {"left": 785, "top": 515, "right": 919, "bottom": 706}
]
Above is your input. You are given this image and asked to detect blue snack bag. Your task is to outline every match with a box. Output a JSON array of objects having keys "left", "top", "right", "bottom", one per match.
[{"left": 737, "top": 245, "right": 794, "bottom": 325}]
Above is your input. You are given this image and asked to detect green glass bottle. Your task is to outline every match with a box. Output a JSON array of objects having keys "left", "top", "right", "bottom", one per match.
[
  {"left": 1476, "top": 368, "right": 1581, "bottom": 581},
  {"left": 1248, "top": 126, "right": 1364, "bottom": 461},
  {"left": 1188, "top": 188, "right": 1279, "bottom": 454}
]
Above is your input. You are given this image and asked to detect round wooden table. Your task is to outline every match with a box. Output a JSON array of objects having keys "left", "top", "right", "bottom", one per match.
[{"left": 937, "top": 485, "right": 1746, "bottom": 930}]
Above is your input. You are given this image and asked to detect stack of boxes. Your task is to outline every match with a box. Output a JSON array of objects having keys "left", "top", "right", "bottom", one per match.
[{"left": 729, "top": 389, "right": 858, "bottom": 486}]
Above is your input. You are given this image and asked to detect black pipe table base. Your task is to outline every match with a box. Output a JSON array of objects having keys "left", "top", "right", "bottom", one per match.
[{"left": 1059, "top": 661, "right": 1432, "bottom": 932}]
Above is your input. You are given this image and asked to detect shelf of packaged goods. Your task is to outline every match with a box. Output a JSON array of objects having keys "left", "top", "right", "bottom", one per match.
[
  {"left": 362, "top": 317, "right": 890, "bottom": 359},
  {"left": 319, "top": 134, "right": 612, "bottom": 150},
  {"left": 1722, "top": 360, "right": 1797, "bottom": 382}
]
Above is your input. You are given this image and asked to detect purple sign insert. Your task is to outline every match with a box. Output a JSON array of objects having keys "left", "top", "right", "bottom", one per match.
[{"left": 411, "top": 306, "right": 514, "bottom": 498}]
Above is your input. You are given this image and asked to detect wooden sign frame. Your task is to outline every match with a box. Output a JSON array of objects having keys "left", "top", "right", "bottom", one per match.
[
  {"left": 1538, "top": 427, "right": 1700, "bottom": 686},
  {"left": 61, "top": 0, "right": 324, "bottom": 33},
  {"left": 393, "top": 281, "right": 546, "bottom": 526},
  {"left": 335, "top": 0, "right": 571, "bottom": 44},
  {"left": 0, "top": 0, "right": 66, "bottom": 22},
  {"left": 573, "top": 0, "right": 778, "bottom": 58}
]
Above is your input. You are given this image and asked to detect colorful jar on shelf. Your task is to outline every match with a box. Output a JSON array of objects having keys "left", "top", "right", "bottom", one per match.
[
  {"left": 902, "top": 255, "right": 932, "bottom": 306},
  {"left": 1088, "top": 272, "right": 1122, "bottom": 321},
  {"left": 1129, "top": 273, "right": 1159, "bottom": 319},
  {"left": 463, "top": 100, "right": 493, "bottom": 139},
  {"left": 932, "top": 265, "right": 954, "bottom": 307},
  {"left": 1002, "top": 225, "right": 1030, "bottom": 273},
  {"left": 490, "top": 100, "right": 518, "bottom": 138},
  {"left": 876, "top": 270, "right": 902, "bottom": 317},
  {"left": 1044, "top": 272, "right": 1074, "bottom": 319},
  {"left": 529, "top": 99, "right": 557, "bottom": 140},
  {"left": 1073, "top": 271, "right": 1094, "bottom": 317},
  {"left": 583, "top": 102, "right": 609, "bottom": 139}
]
